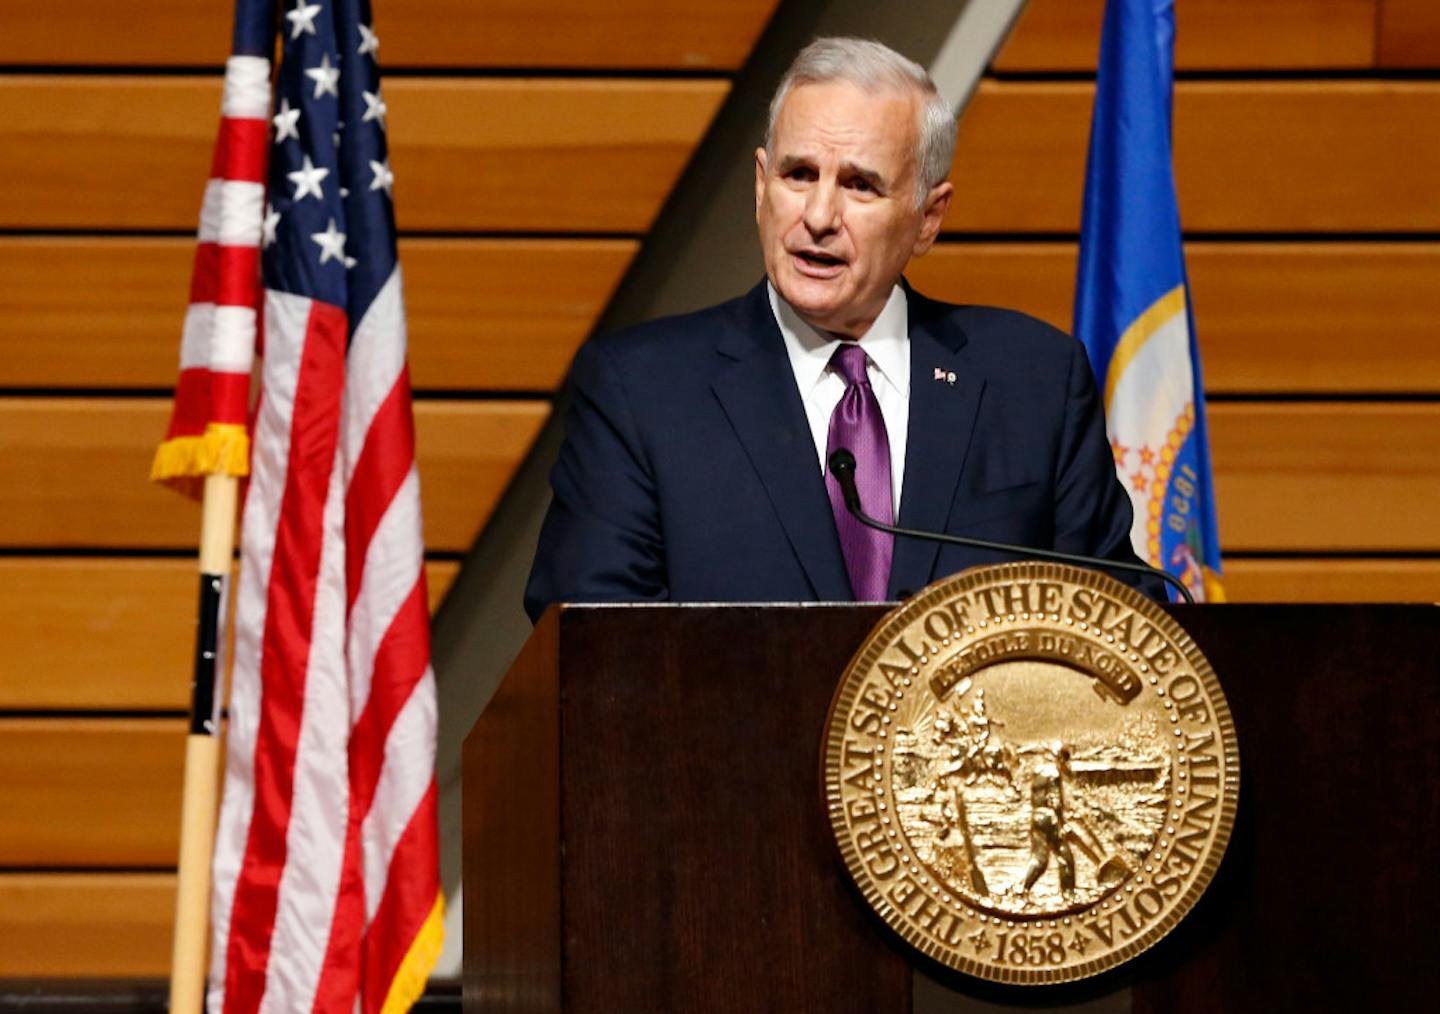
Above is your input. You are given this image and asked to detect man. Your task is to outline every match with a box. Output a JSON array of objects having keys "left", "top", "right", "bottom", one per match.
[
  {"left": 1020, "top": 744, "right": 1077, "bottom": 900},
  {"left": 525, "top": 38, "right": 1151, "bottom": 622}
]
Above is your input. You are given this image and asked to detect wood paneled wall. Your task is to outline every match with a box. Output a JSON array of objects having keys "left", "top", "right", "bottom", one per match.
[
  {"left": 940, "top": 0, "right": 1440, "bottom": 605},
  {"left": 996, "top": 0, "right": 1431, "bottom": 71},
  {"left": 0, "top": 0, "right": 776, "bottom": 70},
  {"left": 946, "top": 81, "right": 1440, "bottom": 232},
  {"left": 0, "top": 0, "right": 775, "bottom": 976},
  {"left": 3, "top": 0, "right": 1436, "bottom": 974}
]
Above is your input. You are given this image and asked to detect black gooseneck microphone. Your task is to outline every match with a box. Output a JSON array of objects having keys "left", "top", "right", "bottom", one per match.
[{"left": 827, "top": 448, "right": 1195, "bottom": 605}]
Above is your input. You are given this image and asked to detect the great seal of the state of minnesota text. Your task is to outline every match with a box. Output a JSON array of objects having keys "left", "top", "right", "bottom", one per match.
[{"left": 823, "top": 562, "right": 1239, "bottom": 984}]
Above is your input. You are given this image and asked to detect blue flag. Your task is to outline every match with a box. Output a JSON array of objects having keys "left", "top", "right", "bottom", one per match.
[{"left": 1074, "top": 0, "right": 1223, "bottom": 602}]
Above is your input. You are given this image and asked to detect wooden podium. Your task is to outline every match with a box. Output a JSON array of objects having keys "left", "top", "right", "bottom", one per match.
[{"left": 463, "top": 603, "right": 1439, "bottom": 1012}]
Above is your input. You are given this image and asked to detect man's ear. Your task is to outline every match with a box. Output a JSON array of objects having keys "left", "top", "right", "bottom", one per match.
[
  {"left": 913, "top": 181, "right": 954, "bottom": 256},
  {"left": 754, "top": 147, "right": 768, "bottom": 219}
]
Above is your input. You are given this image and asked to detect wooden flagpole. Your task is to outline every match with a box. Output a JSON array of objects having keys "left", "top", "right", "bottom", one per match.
[{"left": 169, "top": 472, "right": 240, "bottom": 1014}]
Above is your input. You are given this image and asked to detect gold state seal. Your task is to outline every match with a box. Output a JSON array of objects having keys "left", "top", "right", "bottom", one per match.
[{"left": 823, "top": 563, "right": 1238, "bottom": 984}]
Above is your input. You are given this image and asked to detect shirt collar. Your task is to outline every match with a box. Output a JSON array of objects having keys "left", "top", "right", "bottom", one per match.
[{"left": 768, "top": 281, "right": 910, "bottom": 397}]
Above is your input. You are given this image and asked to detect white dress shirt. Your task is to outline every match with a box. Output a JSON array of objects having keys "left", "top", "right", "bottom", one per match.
[{"left": 769, "top": 282, "right": 910, "bottom": 514}]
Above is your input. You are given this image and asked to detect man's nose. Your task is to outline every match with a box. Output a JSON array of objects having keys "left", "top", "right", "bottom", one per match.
[{"left": 802, "top": 181, "right": 841, "bottom": 236}]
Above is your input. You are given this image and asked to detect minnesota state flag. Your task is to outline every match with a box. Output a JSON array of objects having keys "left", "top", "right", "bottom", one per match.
[{"left": 1074, "top": 0, "right": 1223, "bottom": 602}]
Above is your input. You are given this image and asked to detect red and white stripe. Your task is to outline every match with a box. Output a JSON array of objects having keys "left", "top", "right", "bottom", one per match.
[
  {"left": 208, "top": 264, "right": 440, "bottom": 1012},
  {"left": 163, "top": 54, "right": 270, "bottom": 445}
]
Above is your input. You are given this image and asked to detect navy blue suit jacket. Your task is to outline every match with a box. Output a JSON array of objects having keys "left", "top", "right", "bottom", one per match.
[{"left": 524, "top": 281, "right": 1154, "bottom": 621}]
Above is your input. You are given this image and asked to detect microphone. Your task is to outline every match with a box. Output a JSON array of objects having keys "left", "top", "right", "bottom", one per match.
[{"left": 827, "top": 449, "right": 1194, "bottom": 605}]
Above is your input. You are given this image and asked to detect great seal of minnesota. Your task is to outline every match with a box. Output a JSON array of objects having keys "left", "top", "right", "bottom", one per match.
[{"left": 822, "top": 562, "right": 1239, "bottom": 984}]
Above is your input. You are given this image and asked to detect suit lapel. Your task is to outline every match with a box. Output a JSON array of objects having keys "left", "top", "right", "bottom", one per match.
[
  {"left": 889, "top": 293, "right": 985, "bottom": 598},
  {"left": 711, "top": 284, "right": 852, "bottom": 601}
]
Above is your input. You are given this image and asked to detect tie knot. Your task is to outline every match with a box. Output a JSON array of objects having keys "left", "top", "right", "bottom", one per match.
[{"left": 830, "top": 342, "right": 870, "bottom": 387}]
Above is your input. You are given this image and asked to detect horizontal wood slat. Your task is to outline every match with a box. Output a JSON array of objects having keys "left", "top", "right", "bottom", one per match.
[
  {"left": 948, "top": 81, "right": 1440, "bottom": 233},
  {"left": 1209, "top": 403, "right": 1440, "bottom": 552},
  {"left": 1377, "top": 0, "right": 1440, "bottom": 67},
  {"left": 17, "top": 78, "right": 1430, "bottom": 235},
  {"left": 386, "top": 78, "right": 726, "bottom": 232},
  {"left": 0, "top": 0, "right": 777, "bottom": 70},
  {"left": 0, "top": 398, "right": 548, "bottom": 551},
  {"left": 401, "top": 239, "right": 632, "bottom": 389},
  {"left": 1221, "top": 558, "right": 1440, "bottom": 602},
  {"left": 8, "top": 238, "right": 1436, "bottom": 395},
  {"left": 0, "top": 77, "right": 727, "bottom": 231},
  {"left": 0, "top": 559, "right": 460, "bottom": 711},
  {"left": 0, "top": 1, "right": 228, "bottom": 66},
  {"left": 996, "top": 0, "right": 1378, "bottom": 71},
  {"left": 3, "top": 400, "right": 1436, "bottom": 554},
  {"left": 906, "top": 242, "right": 1440, "bottom": 393},
  {"left": 0, "top": 874, "right": 172, "bottom": 976},
  {"left": 381, "top": 0, "right": 776, "bottom": 70},
  {"left": 0, "top": 237, "right": 634, "bottom": 391},
  {"left": 0, "top": 719, "right": 184, "bottom": 867}
]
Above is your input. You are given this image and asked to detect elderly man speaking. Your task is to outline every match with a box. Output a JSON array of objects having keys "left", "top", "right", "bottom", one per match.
[{"left": 524, "top": 37, "right": 1146, "bottom": 621}]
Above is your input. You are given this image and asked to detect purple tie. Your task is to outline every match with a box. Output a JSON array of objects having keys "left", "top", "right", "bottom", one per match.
[{"left": 825, "top": 342, "right": 894, "bottom": 601}]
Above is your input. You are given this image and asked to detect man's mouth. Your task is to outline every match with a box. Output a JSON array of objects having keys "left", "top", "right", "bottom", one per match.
[{"left": 792, "top": 249, "right": 846, "bottom": 271}]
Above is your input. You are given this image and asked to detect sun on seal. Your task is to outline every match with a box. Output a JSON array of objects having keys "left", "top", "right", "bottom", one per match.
[{"left": 822, "top": 562, "right": 1239, "bottom": 984}]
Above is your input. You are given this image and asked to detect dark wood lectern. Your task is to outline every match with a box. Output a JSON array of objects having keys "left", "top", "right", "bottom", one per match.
[{"left": 463, "top": 604, "right": 1439, "bottom": 1012}]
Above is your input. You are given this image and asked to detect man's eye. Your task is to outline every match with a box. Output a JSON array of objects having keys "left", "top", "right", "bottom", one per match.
[
  {"left": 847, "top": 177, "right": 876, "bottom": 193},
  {"left": 784, "top": 166, "right": 817, "bottom": 182}
]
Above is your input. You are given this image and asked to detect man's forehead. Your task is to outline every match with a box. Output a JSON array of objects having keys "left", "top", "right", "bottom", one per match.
[
  {"left": 773, "top": 81, "right": 919, "bottom": 144},
  {"left": 780, "top": 78, "right": 920, "bottom": 115}
]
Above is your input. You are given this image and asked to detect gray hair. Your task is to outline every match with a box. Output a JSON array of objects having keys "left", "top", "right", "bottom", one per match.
[{"left": 764, "top": 37, "right": 957, "bottom": 207}]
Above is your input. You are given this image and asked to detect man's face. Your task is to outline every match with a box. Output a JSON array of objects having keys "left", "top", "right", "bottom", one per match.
[{"left": 756, "top": 79, "right": 952, "bottom": 337}]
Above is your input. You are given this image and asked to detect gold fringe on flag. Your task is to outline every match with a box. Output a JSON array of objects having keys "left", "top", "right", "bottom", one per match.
[
  {"left": 150, "top": 422, "right": 251, "bottom": 497},
  {"left": 1202, "top": 566, "right": 1227, "bottom": 603},
  {"left": 379, "top": 892, "right": 446, "bottom": 1014}
]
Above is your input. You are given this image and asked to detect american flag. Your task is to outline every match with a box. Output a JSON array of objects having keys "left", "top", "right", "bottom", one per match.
[
  {"left": 154, "top": 0, "right": 444, "bottom": 1009},
  {"left": 148, "top": 2, "right": 269, "bottom": 492}
]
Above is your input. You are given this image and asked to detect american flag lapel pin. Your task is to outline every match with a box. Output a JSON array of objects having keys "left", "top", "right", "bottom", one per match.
[{"left": 933, "top": 367, "right": 956, "bottom": 385}]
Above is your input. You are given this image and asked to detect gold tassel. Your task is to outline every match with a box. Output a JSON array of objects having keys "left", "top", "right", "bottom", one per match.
[{"left": 150, "top": 423, "right": 251, "bottom": 497}]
